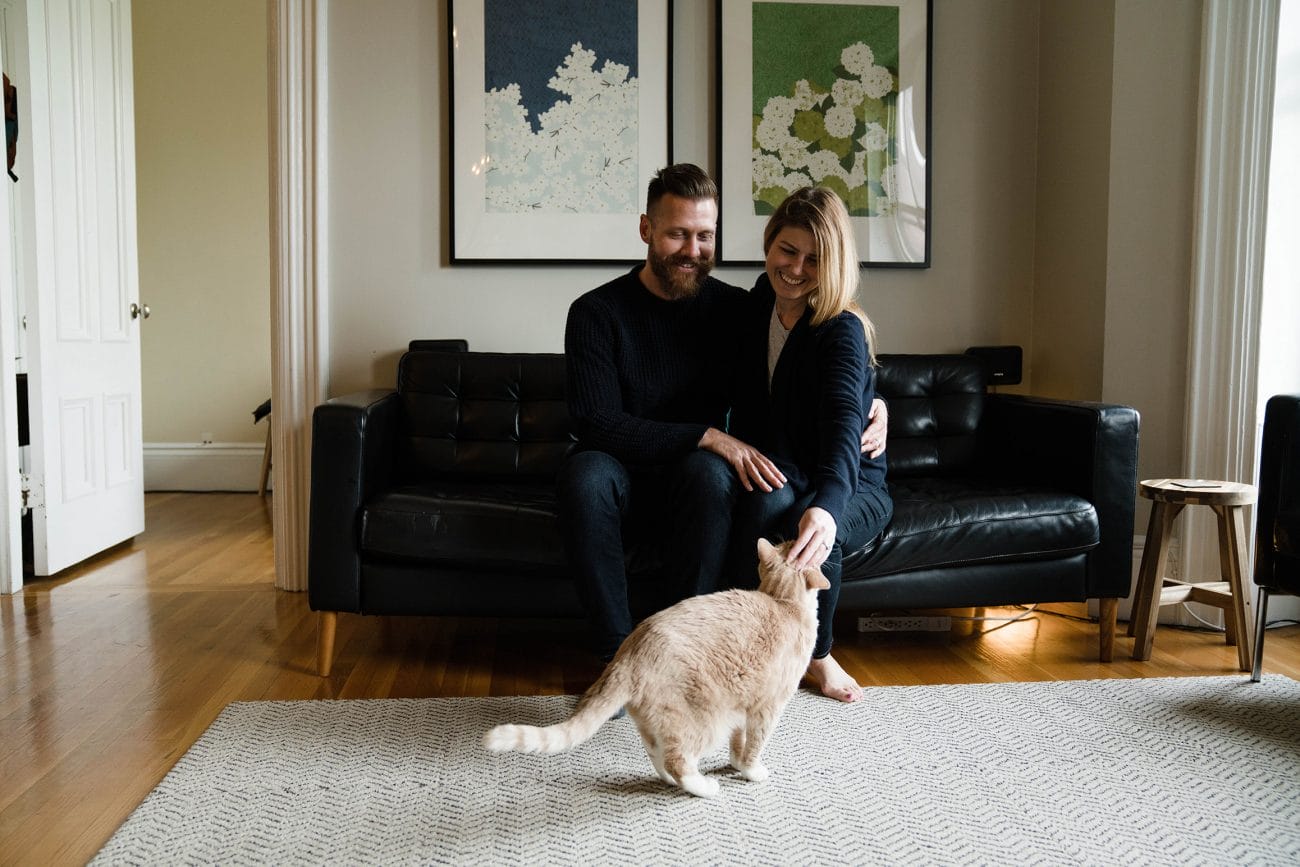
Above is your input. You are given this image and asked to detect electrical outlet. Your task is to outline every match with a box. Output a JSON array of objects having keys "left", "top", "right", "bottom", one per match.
[
  {"left": 200, "top": 431, "right": 214, "bottom": 445},
  {"left": 858, "top": 615, "right": 952, "bottom": 633}
]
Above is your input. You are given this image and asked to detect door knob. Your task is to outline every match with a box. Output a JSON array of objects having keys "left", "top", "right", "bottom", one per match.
[{"left": 130, "top": 302, "right": 151, "bottom": 320}]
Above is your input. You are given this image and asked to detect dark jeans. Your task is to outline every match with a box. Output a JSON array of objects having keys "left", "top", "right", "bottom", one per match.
[
  {"left": 556, "top": 448, "right": 741, "bottom": 661},
  {"left": 729, "top": 483, "right": 893, "bottom": 658}
]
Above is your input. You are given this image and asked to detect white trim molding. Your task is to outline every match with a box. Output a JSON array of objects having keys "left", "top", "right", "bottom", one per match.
[
  {"left": 1182, "top": 0, "right": 1279, "bottom": 590},
  {"left": 144, "top": 443, "right": 270, "bottom": 492},
  {"left": 269, "top": 0, "right": 327, "bottom": 592}
]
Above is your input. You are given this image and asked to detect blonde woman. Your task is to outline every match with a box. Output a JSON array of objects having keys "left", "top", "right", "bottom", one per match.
[{"left": 728, "top": 186, "right": 892, "bottom": 703}]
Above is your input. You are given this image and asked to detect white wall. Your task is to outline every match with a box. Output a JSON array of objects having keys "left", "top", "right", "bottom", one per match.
[{"left": 133, "top": 0, "right": 272, "bottom": 490}]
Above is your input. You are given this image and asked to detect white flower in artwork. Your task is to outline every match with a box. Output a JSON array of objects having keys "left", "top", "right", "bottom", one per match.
[
  {"left": 792, "top": 79, "right": 823, "bottom": 111},
  {"left": 752, "top": 152, "right": 786, "bottom": 189},
  {"left": 823, "top": 104, "right": 857, "bottom": 138},
  {"left": 860, "top": 65, "right": 895, "bottom": 100},
  {"left": 806, "top": 149, "right": 846, "bottom": 185},
  {"left": 845, "top": 151, "right": 867, "bottom": 189},
  {"left": 840, "top": 42, "right": 875, "bottom": 77},
  {"left": 484, "top": 42, "right": 639, "bottom": 213},
  {"left": 780, "top": 170, "right": 813, "bottom": 193},
  {"left": 860, "top": 122, "right": 889, "bottom": 152},
  {"left": 779, "top": 139, "right": 811, "bottom": 170},
  {"left": 752, "top": 38, "right": 901, "bottom": 217},
  {"left": 831, "top": 77, "right": 865, "bottom": 109},
  {"left": 755, "top": 112, "right": 793, "bottom": 153}
]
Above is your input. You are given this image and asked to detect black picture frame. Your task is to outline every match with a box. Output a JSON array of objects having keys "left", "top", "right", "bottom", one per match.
[
  {"left": 448, "top": 0, "right": 673, "bottom": 264},
  {"left": 716, "top": 0, "right": 932, "bottom": 267}
]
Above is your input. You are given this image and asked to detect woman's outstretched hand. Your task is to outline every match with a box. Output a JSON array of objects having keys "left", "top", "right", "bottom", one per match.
[{"left": 788, "top": 506, "right": 836, "bottom": 570}]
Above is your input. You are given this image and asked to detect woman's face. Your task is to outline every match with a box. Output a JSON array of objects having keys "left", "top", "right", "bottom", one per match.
[{"left": 765, "top": 226, "right": 820, "bottom": 308}]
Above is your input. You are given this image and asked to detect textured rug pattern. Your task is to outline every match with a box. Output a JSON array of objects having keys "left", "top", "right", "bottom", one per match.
[{"left": 92, "top": 676, "right": 1300, "bottom": 865}]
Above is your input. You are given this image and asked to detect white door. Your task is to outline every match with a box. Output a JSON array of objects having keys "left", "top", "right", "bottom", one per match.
[{"left": 23, "top": 0, "right": 144, "bottom": 575}]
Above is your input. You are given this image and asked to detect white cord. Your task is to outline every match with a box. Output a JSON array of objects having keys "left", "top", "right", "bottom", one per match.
[{"left": 1180, "top": 602, "right": 1226, "bottom": 632}]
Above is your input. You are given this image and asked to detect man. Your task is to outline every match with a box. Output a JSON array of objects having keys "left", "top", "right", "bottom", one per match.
[{"left": 558, "top": 164, "right": 885, "bottom": 661}]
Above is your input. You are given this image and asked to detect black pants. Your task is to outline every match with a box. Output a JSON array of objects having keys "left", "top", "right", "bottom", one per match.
[{"left": 556, "top": 448, "right": 741, "bottom": 661}]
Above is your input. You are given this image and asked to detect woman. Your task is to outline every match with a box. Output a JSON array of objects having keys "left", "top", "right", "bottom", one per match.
[{"left": 728, "top": 186, "right": 892, "bottom": 703}]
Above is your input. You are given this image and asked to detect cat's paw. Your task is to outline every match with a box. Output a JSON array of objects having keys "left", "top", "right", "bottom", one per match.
[
  {"left": 738, "top": 762, "right": 769, "bottom": 783},
  {"left": 679, "top": 774, "right": 720, "bottom": 798}
]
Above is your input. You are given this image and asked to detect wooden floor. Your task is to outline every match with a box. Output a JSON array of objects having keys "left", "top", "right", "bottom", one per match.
[{"left": 2, "top": 492, "right": 1298, "bottom": 865}]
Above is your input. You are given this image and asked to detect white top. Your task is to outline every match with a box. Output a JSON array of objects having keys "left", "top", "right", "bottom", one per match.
[{"left": 767, "top": 306, "right": 792, "bottom": 389}]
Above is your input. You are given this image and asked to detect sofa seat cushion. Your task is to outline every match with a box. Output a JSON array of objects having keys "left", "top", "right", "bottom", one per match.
[
  {"left": 844, "top": 478, "right": 1099, "bottom": 579},
  {"left": 362, "top": 483, "right": 565, "bottom": 570}
]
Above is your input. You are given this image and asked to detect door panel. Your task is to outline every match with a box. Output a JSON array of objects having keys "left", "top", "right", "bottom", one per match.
[{"left": 25, "top": 0, "right": 144, "bottom": 575}]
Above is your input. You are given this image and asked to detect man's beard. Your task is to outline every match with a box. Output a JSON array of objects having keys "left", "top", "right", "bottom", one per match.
[{"left": 648, "top": 248, "right": 714, "bottom": 300}]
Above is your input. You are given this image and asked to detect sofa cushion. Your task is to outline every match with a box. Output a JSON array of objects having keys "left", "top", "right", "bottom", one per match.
[
  {"left": 361, "top": 483, "right": 566, "bottom": 571},
  {"left": 397, "top": 350, "right": 572, "bottom": 482},
  {"left": 876, "top": 355, "right": 985, "bottom": 479},
  {"left": 843, "top": 478, "right": 1099, "bottom": 579}
]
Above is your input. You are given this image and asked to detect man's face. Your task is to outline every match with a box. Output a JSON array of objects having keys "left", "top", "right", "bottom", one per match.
[{"left": 639, "top": 194, "right": 717, "bottom": 300}]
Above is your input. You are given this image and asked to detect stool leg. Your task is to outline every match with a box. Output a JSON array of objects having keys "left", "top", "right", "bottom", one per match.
[
  {"left": 1129, "top": 504, "right": 1164, "bottom": 638},
  {"left": 1212, "top": 504, "right": 1253, "bottom": 671},
  {"left": 1132, "top": 501, "right": 1180, "bottom": 661}
]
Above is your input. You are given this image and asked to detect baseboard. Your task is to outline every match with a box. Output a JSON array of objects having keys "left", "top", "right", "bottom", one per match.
[{"left": 144, "top": 442, "right": 270, "bottom": 492}]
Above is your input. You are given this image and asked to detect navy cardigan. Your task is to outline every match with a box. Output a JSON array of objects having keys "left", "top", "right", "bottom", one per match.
[{"left": 730, "top": 275, "right": 887, "bottom": 523}]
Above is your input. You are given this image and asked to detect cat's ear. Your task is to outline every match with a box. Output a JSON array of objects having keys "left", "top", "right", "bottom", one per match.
[
  {"left": 804, "top": 568, "right": 831, "bottom": 591},
  {"left": 756, "top": 538, "right": 778, "bottom": 562}
]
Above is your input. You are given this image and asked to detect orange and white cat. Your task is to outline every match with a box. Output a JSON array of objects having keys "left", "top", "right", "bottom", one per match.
[{"left": 483, "top": 538, "right": 828, "bottom": 798}]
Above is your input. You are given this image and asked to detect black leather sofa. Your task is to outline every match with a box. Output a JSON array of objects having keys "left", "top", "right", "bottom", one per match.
[{"left": 308, "top": 341, "right": 1139, "bottom": 676}]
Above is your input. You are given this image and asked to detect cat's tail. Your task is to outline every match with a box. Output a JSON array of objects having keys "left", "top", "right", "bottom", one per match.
[{"left": 482, "top": 666, "right": 629, "bottom": 755}]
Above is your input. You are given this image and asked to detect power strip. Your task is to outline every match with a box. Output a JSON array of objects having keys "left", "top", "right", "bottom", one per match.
[{"left": 858, "top": 615, "right": 952, "bottom": 633}]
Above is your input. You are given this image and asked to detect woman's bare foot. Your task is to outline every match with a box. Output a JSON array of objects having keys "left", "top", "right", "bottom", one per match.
[{"left": 805, "top": 654, "right": 864, "bottom": 703}]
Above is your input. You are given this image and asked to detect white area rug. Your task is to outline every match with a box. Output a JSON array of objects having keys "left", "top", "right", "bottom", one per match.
[{"left": 92, "top": 676, "right": 1300, "bottom": 866}]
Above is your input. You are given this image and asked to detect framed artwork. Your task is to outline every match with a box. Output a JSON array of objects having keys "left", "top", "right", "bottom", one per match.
[
  {"left": 449, "top": 0, "right": 672, "bottom": 263},
  {"left": 717, "top": 0, "right": 932, "bottom": 267}
]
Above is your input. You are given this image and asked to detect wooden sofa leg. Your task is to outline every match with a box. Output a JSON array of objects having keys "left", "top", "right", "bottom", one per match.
[
  {"left": 1098, "top": 598, "right": 1118, "bottom": 662},
  {"left": 317, "top": 611, "right": 338, "bottom": 676}
]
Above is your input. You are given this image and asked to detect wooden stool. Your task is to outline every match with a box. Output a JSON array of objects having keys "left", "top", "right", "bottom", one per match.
[{"left": 1129, "top": 478, "right": 1256, "bottom": 669}]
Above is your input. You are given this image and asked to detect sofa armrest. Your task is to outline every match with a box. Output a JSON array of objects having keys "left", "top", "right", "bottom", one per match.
[
  {"left": 980, "top": 394, "right": 1140, "bottom": 599},
  {"left": 308, "top": 389, "right": 401, "bottom": 613}
]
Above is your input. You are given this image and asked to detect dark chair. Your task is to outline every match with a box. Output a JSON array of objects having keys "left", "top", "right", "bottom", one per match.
[{"left": 1251, "top": 394, "right": 1300, "bottom": 682}]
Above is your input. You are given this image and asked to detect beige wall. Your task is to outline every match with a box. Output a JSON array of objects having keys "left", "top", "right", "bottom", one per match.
[
  {"left": 1031, "top": 0, "right": 1115, "bottom": 400},
  {"left": 1103, "top": 0, "right": 1202, "bottom": 494},
  {"left": 321, "top": 0, "right": 1202, "bottom": 497},
  {"left": 133, "top": 0, "right": 271, "bottom": 445}
]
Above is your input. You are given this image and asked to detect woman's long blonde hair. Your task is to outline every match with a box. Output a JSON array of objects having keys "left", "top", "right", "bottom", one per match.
[{"left": 762, "top": 187, "right": 878, "bottom": 365}]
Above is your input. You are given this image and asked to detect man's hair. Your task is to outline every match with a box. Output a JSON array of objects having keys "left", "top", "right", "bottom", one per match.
[{"left": 646, "top": 163, "right": 718, "bottom": 216}]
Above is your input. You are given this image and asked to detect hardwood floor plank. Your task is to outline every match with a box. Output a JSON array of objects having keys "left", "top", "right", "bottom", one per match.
[{"left": 1, "top": 492, "right": 1298, "bottom": 865}]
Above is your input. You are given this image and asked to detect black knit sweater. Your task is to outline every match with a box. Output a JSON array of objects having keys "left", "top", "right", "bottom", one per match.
[{"left": 564, "top": 266, "right": 747, "bottom": 466}]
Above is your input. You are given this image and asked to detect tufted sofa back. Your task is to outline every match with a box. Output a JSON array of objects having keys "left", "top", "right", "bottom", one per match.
[
  {"left": 394, "top": 347, "right": 986, "bottom": 482},
  {"left": 875, "top": 354, "right": 986, "bottom": 478},
  {"left": 397, "top": 348, "right": 572, "bottom": 480}
]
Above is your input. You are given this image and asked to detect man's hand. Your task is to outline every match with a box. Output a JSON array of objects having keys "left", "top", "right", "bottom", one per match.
[
  {"left": 787, "top": 506, "right": 837, "bottom": 570},
  {"left": 861, "top": 398, "right": 888, "bottom": 458},
  {"left": 698, "top": 428, "right": 786, "bottom": 492}
]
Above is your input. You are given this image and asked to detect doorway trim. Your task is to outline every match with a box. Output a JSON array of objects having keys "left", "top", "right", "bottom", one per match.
[{"left": 269, "top": 0, "right": 327, "bottom": 592}]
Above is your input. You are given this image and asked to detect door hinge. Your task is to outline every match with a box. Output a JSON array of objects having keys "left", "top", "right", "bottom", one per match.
[{"left": 20, "top": 472, "right": 43, "bottom": 513}]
